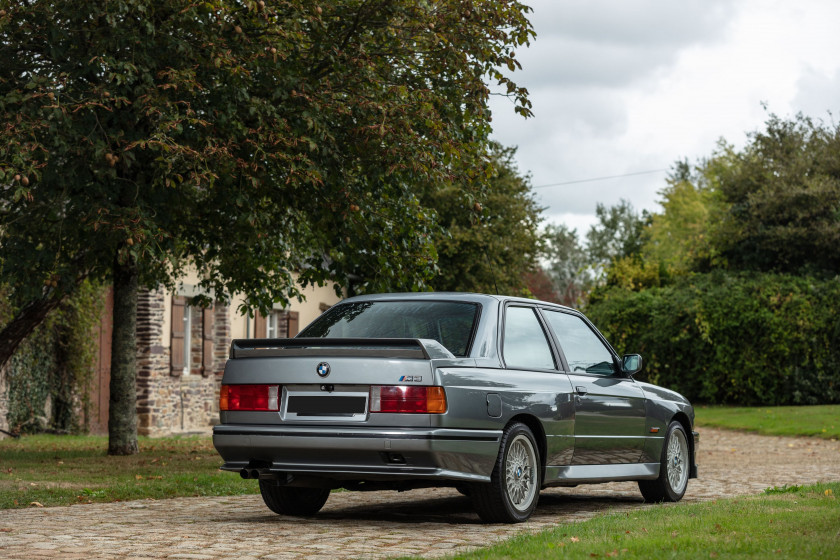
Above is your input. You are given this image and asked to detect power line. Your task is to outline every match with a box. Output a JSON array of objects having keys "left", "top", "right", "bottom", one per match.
[{"left": 532, "top": 168, "right": 669, "bottom": 189}]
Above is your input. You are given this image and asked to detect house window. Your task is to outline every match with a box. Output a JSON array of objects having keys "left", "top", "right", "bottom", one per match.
[
  {"left": 171, "top": 296, "right": 188, "bottom": 376},
  {"left": 182, "top": 305, "right": 192, "bottom": 374},
  {"left": 171, "top": 296, "right": 216, "bottom": 377},
  {"left": 254, "top": 310, "right": 300, "bottom": 339},
  {"left": 266, "top": 312, "right": 279, "bottom": 339}
]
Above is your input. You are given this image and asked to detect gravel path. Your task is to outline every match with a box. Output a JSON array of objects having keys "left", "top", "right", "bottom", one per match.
[{"left": 1, "top": 427, "right": 839, "bottom": 560}]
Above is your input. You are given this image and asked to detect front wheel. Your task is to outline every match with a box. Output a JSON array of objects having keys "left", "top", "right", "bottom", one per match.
[
  {"left": 471, "top": 422, "right": 541, "bottom": 523},
  {"left": 638, "top": 420, "right": 690, "bottom": 502},
  {"left": 259, "top": 481, "right": 330, "bottom": 516}
]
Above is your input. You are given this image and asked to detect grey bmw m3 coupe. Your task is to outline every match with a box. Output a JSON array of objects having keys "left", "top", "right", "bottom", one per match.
[{"left": 213, "top": 293, "right": 698, "bottom": 523}]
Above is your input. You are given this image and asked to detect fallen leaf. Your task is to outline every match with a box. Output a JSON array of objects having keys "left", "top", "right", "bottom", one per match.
[
  {"left": 671, "top": 531, "right": 679, "bottom": 538},
  {"left": 570, "top": 536, "right": 580, "bottom": 543},
  {"left": 825, "top": 489, "right": 834, "bottom": 496},
  {"left": 641, "top": 527, "right": 648, "bottom": 533},
  {"left": 710, "top": 553, "right": 719, "bottom": 558},
  {"left": 589, "top": 554, "right": 599, "bottom": 558},
  {"left": 606, "top": 550, "right": 619, "bottom": 557},
  {"left": 29, "top": 502, "right": 44, "bottom": 508},
  {"left": 714, "top": 523, "right": 722, "bottom": 531},
  {"left": 135, "top": 475, "right": 144, "bottom": 480},
  {"left": 0, "top": 528, "right": 12, "bottom": 532},
  {"left": 29, "top": 482, "right": 37, "bottom": 487}
]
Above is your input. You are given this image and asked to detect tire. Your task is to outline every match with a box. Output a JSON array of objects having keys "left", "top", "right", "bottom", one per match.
[
  {"left": 259, "top": 481, "right": 331, "bottom": 516},
  {"left": 471, "top": 422, "right": 541, "bottom": 523},
  {"left": 638, "top": 420, "right": 690, "bottom": 503}
]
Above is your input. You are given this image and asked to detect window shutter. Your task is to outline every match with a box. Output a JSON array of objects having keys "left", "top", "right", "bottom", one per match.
[
  {"left": 170, "top": 296, "right": 186, "bottom": 376},
  {"left": 201, "top": 305, "right": 215, "bottom": 377},
  {"left": 254, "top": 312, "right": 267, "bottom": 338},
  {"left": 288, "top": 311, "right": 299, "bottom": 337}
]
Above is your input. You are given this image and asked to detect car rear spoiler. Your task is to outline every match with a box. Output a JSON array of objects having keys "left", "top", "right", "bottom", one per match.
[{"left": 229, "top": 338, "right": 455, "bottom": 360}]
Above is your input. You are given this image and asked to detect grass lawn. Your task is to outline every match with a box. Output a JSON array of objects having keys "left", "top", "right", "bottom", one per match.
[
  {"left": 411, "top": 482, "right": 840, "bottom": 560},
  {"left": 0, "top": 433, "right": 255, "bottom": 509},
  {"left": 695, "top": 404, "right": 840, "bottom": 440}
]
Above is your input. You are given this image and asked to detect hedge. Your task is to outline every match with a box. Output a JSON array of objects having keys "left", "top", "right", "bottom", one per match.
[{"left": 584, "top": 272, "right": 840, "bottom": 405}]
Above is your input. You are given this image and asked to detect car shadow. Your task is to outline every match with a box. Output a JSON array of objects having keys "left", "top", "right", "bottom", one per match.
[{"left": 229, "top": 488, "right": 646, "bottom": 526}]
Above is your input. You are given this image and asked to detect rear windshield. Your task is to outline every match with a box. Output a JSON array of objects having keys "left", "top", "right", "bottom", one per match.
[{"left": 299, "top": 300, "right": 480, "bottom": 357}]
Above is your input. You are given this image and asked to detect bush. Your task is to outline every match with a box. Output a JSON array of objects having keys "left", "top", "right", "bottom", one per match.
[{"left": 585, "top": 272, "right": 840, "bottom": 405}]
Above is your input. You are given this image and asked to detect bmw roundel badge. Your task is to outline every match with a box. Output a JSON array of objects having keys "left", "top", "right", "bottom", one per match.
[{"left": 316, "top": 362, "right": 331, "bottom": 378}]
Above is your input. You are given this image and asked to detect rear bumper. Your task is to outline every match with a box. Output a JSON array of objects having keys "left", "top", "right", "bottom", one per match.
[{"left": 212, "top": 424, "right": 502, "bottom": 483}]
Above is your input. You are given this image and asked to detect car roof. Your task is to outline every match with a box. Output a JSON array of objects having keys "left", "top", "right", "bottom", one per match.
[{"left": 338, "top": 292, "right": 578, "bottom": 314}]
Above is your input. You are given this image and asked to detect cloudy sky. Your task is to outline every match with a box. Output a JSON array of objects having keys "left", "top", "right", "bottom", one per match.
[{"left": 488, "top": 0, "right": 840, "bottom": 234}]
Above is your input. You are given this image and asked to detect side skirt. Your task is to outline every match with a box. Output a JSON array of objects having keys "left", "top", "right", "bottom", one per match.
[{"left": 544, "top": 462, "right": 660, "bottom": 486}]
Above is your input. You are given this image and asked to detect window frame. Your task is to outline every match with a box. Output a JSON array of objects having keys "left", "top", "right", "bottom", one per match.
[
  {"left": 537, "top": 307, "right": 622, "bottom": 378},
  {"left": 499, "top": 303, "right": 562, "bottom": 373}
]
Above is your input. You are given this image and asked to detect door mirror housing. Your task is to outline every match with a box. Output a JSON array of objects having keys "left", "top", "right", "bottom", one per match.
[{"left": 621, "top": 354, "right": 643, "bottom": 376}]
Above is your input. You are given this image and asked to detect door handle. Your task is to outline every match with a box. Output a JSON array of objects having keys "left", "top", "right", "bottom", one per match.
[{"left": 575, "top": 386, "right": 588, "bottom": 395}]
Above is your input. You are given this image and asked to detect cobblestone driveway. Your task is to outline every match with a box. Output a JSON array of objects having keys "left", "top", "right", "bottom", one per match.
[{"left": 1, "top": 428, "right": 839, "bottom": 560}]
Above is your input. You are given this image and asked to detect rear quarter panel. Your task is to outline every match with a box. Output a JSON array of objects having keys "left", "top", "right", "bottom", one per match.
[{"left": 434, "top": 367, "right": 576, "bottom": 465}]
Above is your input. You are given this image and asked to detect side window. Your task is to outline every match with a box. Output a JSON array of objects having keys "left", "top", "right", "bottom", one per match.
[
  {"left": 543, "top": 310, "right": 616, "bottom": 375},
  {"left": 503, "top": 306, "right": 555, "bottom": 370}
]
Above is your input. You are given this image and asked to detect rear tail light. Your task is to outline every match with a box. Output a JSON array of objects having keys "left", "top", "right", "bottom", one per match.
[
  {"left": 370, "top": 386, "right": 447, "bottom": 414},
  {"left": 220, "top": 384, "right": 279, "bottom": 411}
]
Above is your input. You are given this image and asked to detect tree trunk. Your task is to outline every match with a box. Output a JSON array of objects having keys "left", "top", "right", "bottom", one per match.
[
  {"left": 0, "top": 292, "right": 65, "bottom": 371},
  {"left": 107, "top": 253, "right": 139, "bottom": 455}
]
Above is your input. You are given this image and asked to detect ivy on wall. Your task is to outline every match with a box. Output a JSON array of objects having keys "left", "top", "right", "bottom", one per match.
[{"left": 3, "top": 280, "right": 103, "bottom": 434}]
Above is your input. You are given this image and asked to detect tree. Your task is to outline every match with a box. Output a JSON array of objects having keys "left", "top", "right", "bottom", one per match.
[
  {"left": 523, "top": 266, "right": 560, "bottom": 303},
  {"left": 585, "top": 199, "right": 649, "bottom": 273},
  {"left": 711, "top": 114, "right": 840, "bottom": 274},
  {"left": 635, "top": 114, "right": 840, "bottom": 282},
  {"left": 640, "top": 158, "right": 725, "bottom": 277},
  {"left": 0, "top": 0, "right": 534, "bottom": 453},
  {"left": 540, "top": 223, "right": 593, "bottom": 306},
  {"left": 426, "top": 143, "right": 543, "bottom": 295}
]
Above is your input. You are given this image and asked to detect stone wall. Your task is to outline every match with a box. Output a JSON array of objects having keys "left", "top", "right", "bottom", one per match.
[{"left": 136, "top": 290, "right": 230, "bottom": 437}]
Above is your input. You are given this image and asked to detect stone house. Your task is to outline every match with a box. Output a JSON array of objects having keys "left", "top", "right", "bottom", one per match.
[
  {"left": 119, "top": 279, "right": 342, "bottom": 437},
  {"left": 0, "top": 278, "right": 342, "bottom": 438}
]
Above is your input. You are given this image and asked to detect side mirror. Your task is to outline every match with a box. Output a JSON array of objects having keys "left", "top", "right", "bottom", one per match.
[{"left": 621, "top": 354, "right": 643, "bottom": 376}]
